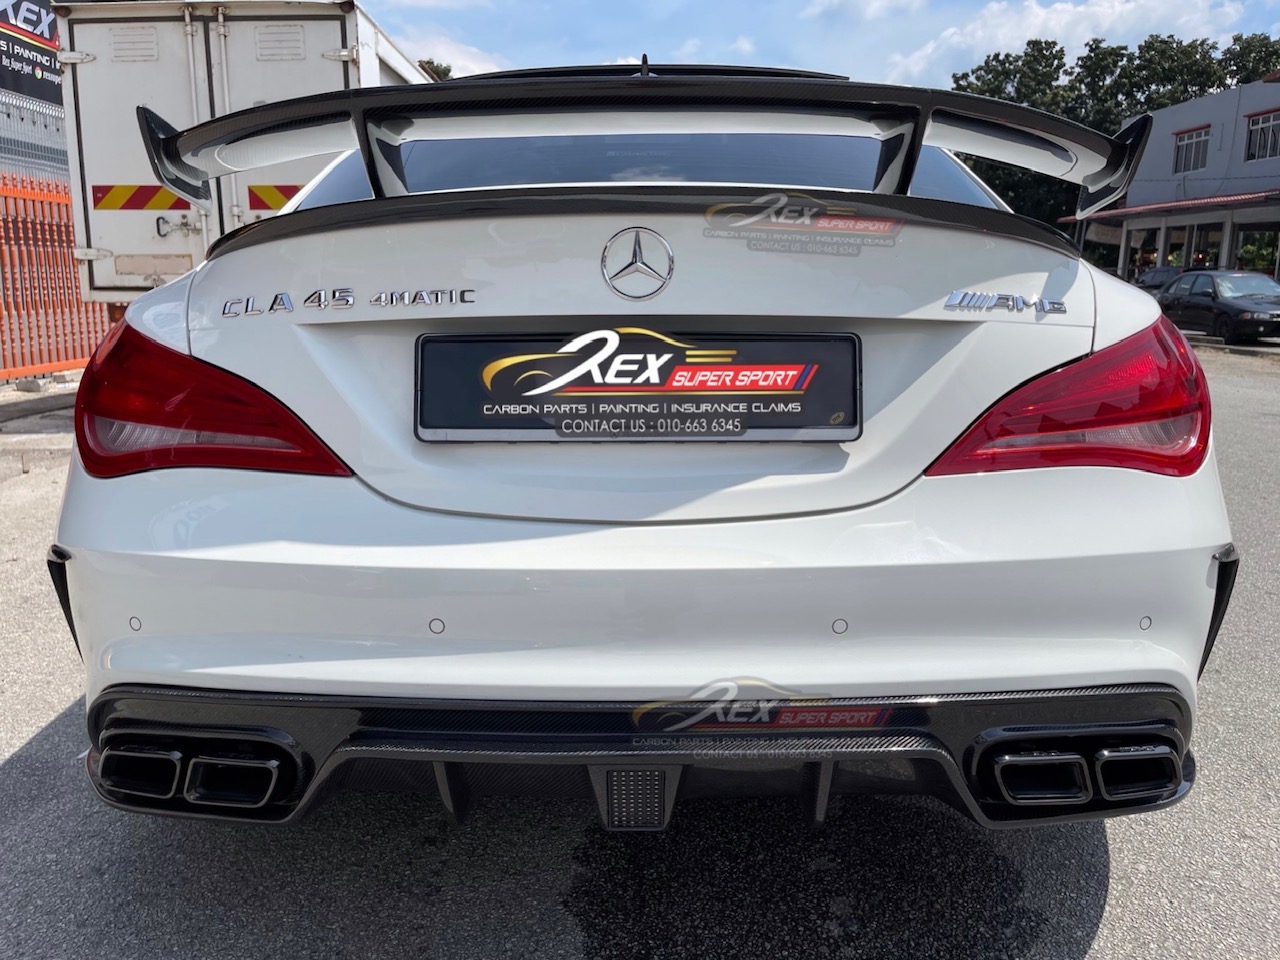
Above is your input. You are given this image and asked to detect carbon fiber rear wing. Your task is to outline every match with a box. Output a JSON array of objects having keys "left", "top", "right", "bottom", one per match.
[{"left": 138, "top": 68, "right": 1151, "bottom": 219}]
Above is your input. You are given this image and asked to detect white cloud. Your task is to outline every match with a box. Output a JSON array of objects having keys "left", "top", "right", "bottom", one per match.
[
  {"left": 426, "top": 35, "right": 507, "bottom": 76},
  {"left": 674, "top": 38, "right": 702, "bottom": 60},
  {"left": 731, "top": 35, "right": 757, "bottom": 56},
  {"left": 888, "top": 0, "right": 1245, "bottom": 84},
  {"left": 802, "top": 0, "right": 926, "bottom": 20},
  {"left": 391, "top": 28, "right": 506, "bottom": 77},
  {"left": 608, "top": 56, "right": 642, "bottom": 64},
  {"left": 381, "top": 0, "right": 491, "bottom": 7},
  {"left": 392, "top": 28, "right": 508, "bottom": 76}
]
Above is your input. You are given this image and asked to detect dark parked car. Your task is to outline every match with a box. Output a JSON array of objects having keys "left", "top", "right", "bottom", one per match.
[
  {"left": 1134, "top": 266, "right": 1183, "bottom": 291},
  {"left": 1158, "top": 270, "right": 1280, "bottom": 342}
]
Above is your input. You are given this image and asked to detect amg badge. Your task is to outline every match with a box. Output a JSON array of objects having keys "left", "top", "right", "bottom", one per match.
[{"left": 944, "top": 290, "right": 1067, "bottom": 314}]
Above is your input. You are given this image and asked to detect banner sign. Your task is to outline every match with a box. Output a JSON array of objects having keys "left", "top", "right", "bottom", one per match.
[
  {"left": 417, "top": 328, "right": 862, "bottom": 443},
  {"left": 0, "top": 0, "right": 62, "bottom": 105}
]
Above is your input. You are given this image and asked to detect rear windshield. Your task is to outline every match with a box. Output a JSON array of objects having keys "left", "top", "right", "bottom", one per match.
[{"left": 296, "top": 134, "right": 1002, "bottom": 210}]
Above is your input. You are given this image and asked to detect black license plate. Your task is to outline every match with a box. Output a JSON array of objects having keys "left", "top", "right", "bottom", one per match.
[{"left": 416, "top": 327, "right": 861, "bottom": 442}]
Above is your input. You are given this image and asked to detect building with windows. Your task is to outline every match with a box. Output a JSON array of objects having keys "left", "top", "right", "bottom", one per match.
[{"left": 1074, "top": 75, "right": 1280, "bottom": 279}]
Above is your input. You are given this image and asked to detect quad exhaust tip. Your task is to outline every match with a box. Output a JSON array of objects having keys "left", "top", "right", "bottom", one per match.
[
  {"left": 97, "top": 733, "right": 293, "bottom": 811},
  {"left": 992, "top": 751, "right": 1092, "bottom": 806},
  {"left": 99, "top": 745, "right": 183, "bottom": 800},
  {"left": 184, "top": 756, "right": 280, "bottom": 809},
  {"left": 991, "top": 742, "right": 1183, "bottom": 807},
  {"left": 1095, "top": 744, "right": 1182, "bottom": 800}
]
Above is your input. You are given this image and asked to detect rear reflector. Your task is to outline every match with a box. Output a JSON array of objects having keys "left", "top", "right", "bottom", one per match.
[
  {"left": 76, "top": 322, "right": 351, "bottom": 478},
  {"left": 926, "top": 316, "right": 1209, "bottom": 478}
]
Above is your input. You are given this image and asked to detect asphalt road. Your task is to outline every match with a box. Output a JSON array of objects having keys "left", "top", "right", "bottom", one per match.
[{"left": 1, "top": 350, "right": 1277, "bottom": 960}]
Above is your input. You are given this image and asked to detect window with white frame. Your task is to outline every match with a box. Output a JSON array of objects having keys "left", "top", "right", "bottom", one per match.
[
  {"left": 1173, "top": 127, "right": 1209, "bottom": 173},
  {"left": 1246, "top": 111, "right": 1280, "bottom": 161}
]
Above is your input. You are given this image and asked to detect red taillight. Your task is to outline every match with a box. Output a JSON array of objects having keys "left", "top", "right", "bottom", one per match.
[
  {"left": 76, "top": 322, "right": 352, "bottom": 479},
  {"left": 926, "top": 315, "right": 1210, "bottom": 478}
]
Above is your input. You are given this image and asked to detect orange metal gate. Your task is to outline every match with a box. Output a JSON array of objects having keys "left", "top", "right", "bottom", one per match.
[{"left": 0, "top": 175, "right": 110, "bottom": 380}]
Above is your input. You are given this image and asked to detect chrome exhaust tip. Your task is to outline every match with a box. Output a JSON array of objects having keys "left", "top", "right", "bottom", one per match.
[
  {"left": 992, "top": 751, "right": 1092, "bottom": 805},
  {"left": 183, "top": 756, "right": 280, "bottom": 809},
  {"left": 1095, "top": 744, "right": 1182, "bottom": 801},
  {"left": 99, "top": 745, "right": 183, "bottom": 799}
]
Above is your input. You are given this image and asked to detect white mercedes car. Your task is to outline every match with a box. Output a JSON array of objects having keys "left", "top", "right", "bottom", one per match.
[{"left": 50, "top": 64, "right": 1237, "bottom": 831}]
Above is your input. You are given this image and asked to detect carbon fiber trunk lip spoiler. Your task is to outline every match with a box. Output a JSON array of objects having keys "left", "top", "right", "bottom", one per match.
[
  {"left": 138, "top": 71, "right": 1152, "bottom": 220},
  {"left": 202, "top": 185, "right": 1084, "bottom": 262}
]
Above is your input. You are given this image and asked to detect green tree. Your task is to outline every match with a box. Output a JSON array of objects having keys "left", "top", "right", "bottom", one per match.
[
  {"left": 954, "top": 49, "right": 1039, "bottom": 105},
  {"left": 1221, "top": 32, "right": 1280, "bottom": 86},
  {"left": 1061, "top": 38, "right": 1136, "bottom": 134},
  {"left": 419, "top": 58, "right": 454, "bottom": 81},
  {"left": 1124, "top": 35, "right": 1224, "bottom": 111},
  {"left": 952, "top": 40, "right": 1075, "bottom": 226},
  {"left": 951, "top": 33, "right": 1239, "bottom": 226},
  {"left": 1013, "top": 39, "right": 1067, "bottom": 114}
]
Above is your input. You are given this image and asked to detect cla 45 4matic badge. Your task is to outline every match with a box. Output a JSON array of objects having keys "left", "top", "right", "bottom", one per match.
[{"left": 416, "top": 327, "right": 862, "bottom": 442}]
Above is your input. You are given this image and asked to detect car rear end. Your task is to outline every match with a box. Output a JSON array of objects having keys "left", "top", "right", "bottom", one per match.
[{"left": 52, "top": 67, "right": 1236, "bottom": 831}]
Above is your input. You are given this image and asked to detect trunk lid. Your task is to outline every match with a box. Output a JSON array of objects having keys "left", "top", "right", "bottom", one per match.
[{"left": 186, "top": 191, "right": 1095, "bottom": 523}]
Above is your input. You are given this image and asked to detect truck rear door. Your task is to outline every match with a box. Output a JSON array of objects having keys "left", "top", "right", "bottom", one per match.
[
  {"left": 66, "top": 16, "right": 211, "bottom": 296},
  {"left": 65, "top": 7, "right": 351, "bottom": 298},
  {"left": 207, "top": 12, "right": 348, "bottom": 233}
]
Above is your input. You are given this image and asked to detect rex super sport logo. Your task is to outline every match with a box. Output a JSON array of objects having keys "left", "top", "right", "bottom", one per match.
[
  {"left": 631, "top": 678, "right": 894, "bottom": 734},
  {"left": 480, "top": 327, "right": 818, "bottom": 399},
  {"left": 702, "top": 191, "right": 903, "bottom": 258}
]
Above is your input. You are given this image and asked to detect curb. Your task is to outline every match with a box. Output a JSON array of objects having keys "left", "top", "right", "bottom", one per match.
[
  {"left": 1185, "top": 335, "right": 1280, "bottom": 360},
  {"left": 0, "top": 389, "right": 78, "bottom": 424}
]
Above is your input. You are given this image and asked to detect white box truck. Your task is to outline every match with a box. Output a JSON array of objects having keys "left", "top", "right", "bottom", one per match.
[{"left": 56, "top": 0, "right": 430, "bottom": 302}]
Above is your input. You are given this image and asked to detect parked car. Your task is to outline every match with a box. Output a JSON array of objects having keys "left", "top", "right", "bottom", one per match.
[
  {"left": 51, "top": 65, "right": 1235, "bottom": 833},
  {"left": 1134, "top": 265, "right": 1183, "bottom": 291},
  {"left": 1158, "top": 270, "right": 1280, "bottom": 342}
]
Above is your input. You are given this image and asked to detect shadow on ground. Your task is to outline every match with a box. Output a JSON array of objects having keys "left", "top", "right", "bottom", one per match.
[
  {"left": 0, "top": 704, "right": 1109, "bottom": 960},
  {"left": 567, "top": 793, "right": 1109, "bottom": 960}
]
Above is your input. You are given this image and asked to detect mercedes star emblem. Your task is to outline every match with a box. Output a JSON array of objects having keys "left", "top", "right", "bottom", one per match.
[{"left": 601, "top": 227, "right": 675, "bottom": 301}]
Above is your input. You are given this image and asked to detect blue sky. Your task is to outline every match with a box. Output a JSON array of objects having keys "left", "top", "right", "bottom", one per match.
[{"left": 367, "top": 0, "right": 1280, "bottom": 88}]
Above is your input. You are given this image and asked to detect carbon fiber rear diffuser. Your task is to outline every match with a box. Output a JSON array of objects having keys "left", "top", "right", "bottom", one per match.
[{"left": 87, "top": 684, "right": 1195, "bottom": 830}]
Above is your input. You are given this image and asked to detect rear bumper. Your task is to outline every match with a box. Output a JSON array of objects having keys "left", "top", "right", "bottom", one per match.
[
  {"left": 1234, "top": 317, "right": 1280, "bottom": 338},
  {"left": 88, "top": 683, "right": 1194, "bottom": 829},
  {"left": 56, "top": 456, "right": 1232, "bottom": 705}
]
